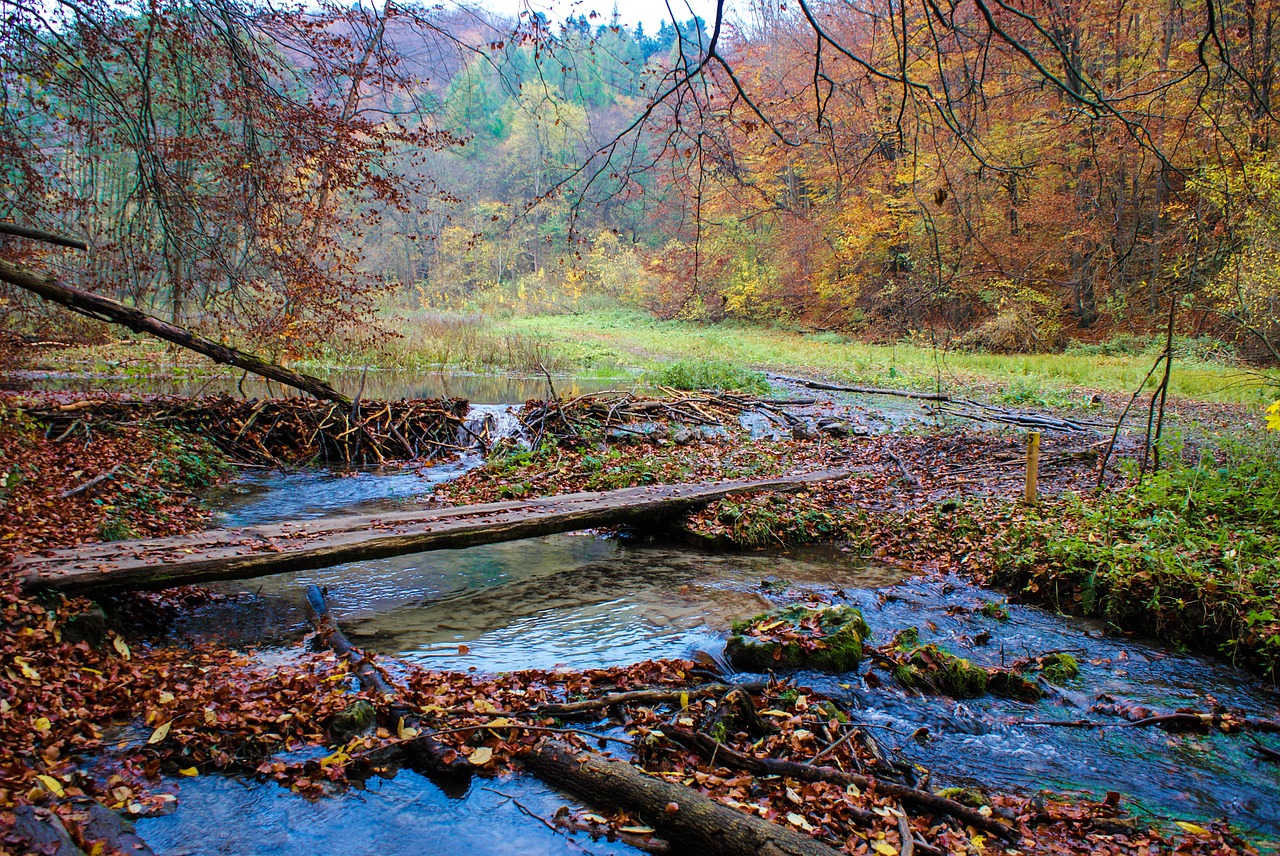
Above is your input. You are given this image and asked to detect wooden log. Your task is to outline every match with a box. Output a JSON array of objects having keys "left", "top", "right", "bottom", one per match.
[
  {"left": 525, "top": 740, "right": 845, "bottom": 856},
  {"left": 535, "top": 682, "right": 765, "bottom": 717},
  {"left": 306, "top": 584, "right": 472, "bottom": 777},
  {"left": 18, "top": 471, "right": 852, "bottom": 596},
  {"left": 11, "top": 806, "right": 86, "bottom": 856},
  {"left": 0, "top": 258, "right": 351, "bottom": 407},
  {"left": 773, "top": 377, "right": 951, "bottom": 402},
  {"left": 663, "top": 727, "right": 1019, "bottom": 842},
  {"left": 67, "top": 801, "right": 155, "bottom": 856}
]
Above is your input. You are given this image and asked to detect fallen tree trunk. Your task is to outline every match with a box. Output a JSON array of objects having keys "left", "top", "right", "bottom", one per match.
[
  {"left": 663, "top": 727, "right": 1018, "bottom": 843},
  {"left": 19, "top": 470, "right": 852, "bottom": 596},
  {"left": 0, "top": 258, "right": 351, "bottom": 406},
  {"left": 773, "top": 377, "right": 951, "bottom": 402},
  {"left": 525, "top": 739, "right": 845, "bottom": 856},
  {"left": 68, "top": 801, "right": 155, "bottom": 856},
  {"left": 306, "top": 584, "right": 472, "bottom": 777},
  {"left": 11, "top": 806, "right": 85, "bottom": 856}
]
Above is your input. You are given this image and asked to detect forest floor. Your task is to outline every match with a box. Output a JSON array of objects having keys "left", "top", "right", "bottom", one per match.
[{"left": 0, "top": 354, "right": 1276, "bottom": 856}]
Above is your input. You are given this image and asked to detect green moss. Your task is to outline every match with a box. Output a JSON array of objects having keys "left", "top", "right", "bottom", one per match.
[
  {"left": 892, "top": 627, "right": 920, "bottom": 651},
  {"left": 978, "top": 601, "right": 1011, "bottom": 621},
  {"left": 987, "top": 670, "right": 1044, "bottom": 701},
  {"left": 895, "top": 644, "right": 989, "bottom": 698},
  {"left": 1039, "top": 652, "right": 1080, "bottom": 684},
  {"left": 329, "top": 699, "right": 377, "bottom": 743},
  {"left": 725, "top": 604, "right": 870, "bottom": 674},
  {"left": 709, "top": 719, "right": 730, "bottom": 743},
  {"left": 936, "top": 787, "right": 989, "bottom": 808}
]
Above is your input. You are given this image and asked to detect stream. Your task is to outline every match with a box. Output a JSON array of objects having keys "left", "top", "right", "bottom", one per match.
[{"left": 82, "top": 390, "right": 1272, "bottom": 855}]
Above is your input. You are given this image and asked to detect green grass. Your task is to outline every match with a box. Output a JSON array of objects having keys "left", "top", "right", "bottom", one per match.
[{"left": 497, "top": 310, "right": 1275, "bottom": 406}]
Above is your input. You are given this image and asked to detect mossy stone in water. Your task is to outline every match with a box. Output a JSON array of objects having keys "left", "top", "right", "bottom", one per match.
[
  {"left": 328, "top": 699, "right": 377, "bottom": 743},
  {"left": 725, "top": 604, "right": 870, "bottom": 673},
  {"left": 987, "top": 669, "right": 1044, "bottom": 701},
  {"left": 896, "top": 644, "right": 989, "bottom": 698},
  {"left": 1039, "top": 652, "right": 1080, "bottom": 684}
]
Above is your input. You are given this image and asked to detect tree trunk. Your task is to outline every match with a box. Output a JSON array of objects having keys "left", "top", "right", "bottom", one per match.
[
  {"left": 0, "top": 258, "right": 351, "bottom": 406},
  {"left": 525, "top": 740, "right": 845, "bottom": 856}
]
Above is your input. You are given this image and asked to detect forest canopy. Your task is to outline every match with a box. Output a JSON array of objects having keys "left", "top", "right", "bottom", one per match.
[{"left": 2, "top": 0, "right": 1280, "bottom": 362}]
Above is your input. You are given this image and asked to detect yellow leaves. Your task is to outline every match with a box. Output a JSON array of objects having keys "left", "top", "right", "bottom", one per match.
[
  {"left": 34, "top": 716, "right": 52, "bottom": 735},
  {"left": 157, "top": 691, "right": 175, "bottom": 705},
  {"left": 1266, "top": 401, "right": 1280, "bottom": 431},
  {"left": 320, "top": 747, "right": 351, "bottom": 768},
  {"left": 36, "top": 775, "right": 65, "bottom": 797},
  {"left": 147, "top": 720, "right": 172, "bottom": 745},
  {"left": 178, "top": 767, "right": 199, "bottom": 777},
  {"left": 396, "top": 718, "right": 418, "bottom": 739},
  {"left": 111, "top": 634, "right": 131, "bottom": 660},
  {"left": 679, "top": 691, "right": 689, "bottom": 710},
  {"left": 871, "top": 838, "right": 898, "bottom": 855},
  {"left": 786, "top": 812, "right": 817, "bottom": 833},
  {"left": 1176, "top": 821, "right": 1211, "bottom": 835},
  {"left": 14, "top": 656, "right": 40, "bottom": 681},
  {"left": 468, "top": 746, "right": 493, "bottom": 766}
]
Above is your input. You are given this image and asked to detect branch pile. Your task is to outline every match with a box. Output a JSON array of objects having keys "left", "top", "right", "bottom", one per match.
[{"left": 12, "top": 393, "right": 470, "bottom": 465}]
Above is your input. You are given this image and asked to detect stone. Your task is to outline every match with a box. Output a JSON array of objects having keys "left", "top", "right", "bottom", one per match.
[
  {"left": 328, "top": 699, "right": 377, "bottom": 743},
  {"left": 725, "top": 604, "right": 870, "bottom": 673}
]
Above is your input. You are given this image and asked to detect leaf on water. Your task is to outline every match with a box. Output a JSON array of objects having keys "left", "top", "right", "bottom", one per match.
[
  {"left": 178, "top": 767, "right": 199, "bottom": 777},
  {"left": 468, "top": 746, "right": 493, "bottom": 766},
  {"left": 36, "top": 774, "right": 65, "bottom": 797},
  {"left": 581, "top": 812, "right": 609, "bottom": 824},
  {"left": 147, "top": 720, "right": 172, "bottom": 744}
]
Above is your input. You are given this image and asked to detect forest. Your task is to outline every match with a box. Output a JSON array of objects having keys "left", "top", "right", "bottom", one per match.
[{"left": 1, "top": 0, "right": 1279, "bottom": 855}]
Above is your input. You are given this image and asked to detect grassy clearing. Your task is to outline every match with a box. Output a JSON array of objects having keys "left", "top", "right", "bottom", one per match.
[{"left": 501, "top": 310, "right": 1274, "bottom": 406}]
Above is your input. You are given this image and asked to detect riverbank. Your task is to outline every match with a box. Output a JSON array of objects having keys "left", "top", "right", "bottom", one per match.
[{"left": 0, "top": 385, "right": 1275, "bottom": 855}]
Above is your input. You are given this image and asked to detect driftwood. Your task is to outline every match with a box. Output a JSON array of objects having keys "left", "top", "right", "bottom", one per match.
[
  {"left": 525, "top": 740, "right": 845, "bottom": 856},
  {"left": 306, "top": 584, "right": 471, "bottom": 777},
  {"left": 663, "top": 727, "right": 1018, "bottom": 843},
  {"left": 18, "top": 470, "right": 852, "bottom": 596},
  {"left": 0, "top": 258, "right": 351, "bottom": 406}
]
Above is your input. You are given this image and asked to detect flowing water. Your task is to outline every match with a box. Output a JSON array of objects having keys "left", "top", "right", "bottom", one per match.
[{"left": 102, "top": 395, "right": 1275, "bottom": 855}]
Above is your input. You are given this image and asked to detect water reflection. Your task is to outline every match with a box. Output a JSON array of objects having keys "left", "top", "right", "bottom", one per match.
[
  {"left": 6, "top": 368, "right": 631, "bottom": 404},
  {"left": 137, "top": 769, "right": 640, "bottom": 856}
]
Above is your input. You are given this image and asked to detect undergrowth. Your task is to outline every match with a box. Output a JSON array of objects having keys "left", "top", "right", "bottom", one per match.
[{"left": 962, "top": 440, "right": 1280, "bottom": 676}]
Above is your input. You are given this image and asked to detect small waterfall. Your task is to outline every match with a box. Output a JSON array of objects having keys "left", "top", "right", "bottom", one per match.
[{"left": 458, "top": 403, "right": 525, "bottom": 453}]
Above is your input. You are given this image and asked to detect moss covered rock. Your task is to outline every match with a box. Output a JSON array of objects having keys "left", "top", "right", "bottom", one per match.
[
  {"left": 725, "top": 604, "right": 870, "bottom": 674},
  {"left": 987, "top": 669, "right": 1044, "bottom": 701},
  {"left": 328, "top": 699, "right": 376, "bottom": 743},
  {"left": 1038, "top": 652, "right": 1080, "bottom": 684},
  {"left": 894, "top": 644, "right": 989, "bottom": 698}
]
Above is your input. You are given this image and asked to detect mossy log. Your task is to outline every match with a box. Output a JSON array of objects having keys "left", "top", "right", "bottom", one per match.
[{"left": 525, "top": 739, "right": 844, "bottom": 856}]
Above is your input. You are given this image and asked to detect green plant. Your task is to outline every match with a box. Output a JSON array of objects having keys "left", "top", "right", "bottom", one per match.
[{"left": 647, "top": 358, "right": 770, "bottom": 394}]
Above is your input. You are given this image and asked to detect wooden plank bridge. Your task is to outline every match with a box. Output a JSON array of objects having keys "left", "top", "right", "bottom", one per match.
[{"left": 16, "top": 470, "right": 852, "bottom": 596}]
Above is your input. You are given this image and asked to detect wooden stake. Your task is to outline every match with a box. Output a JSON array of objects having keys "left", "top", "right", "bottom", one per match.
[{"left": 1024, "top": 431, "right": 1041, "bottom": 505}]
